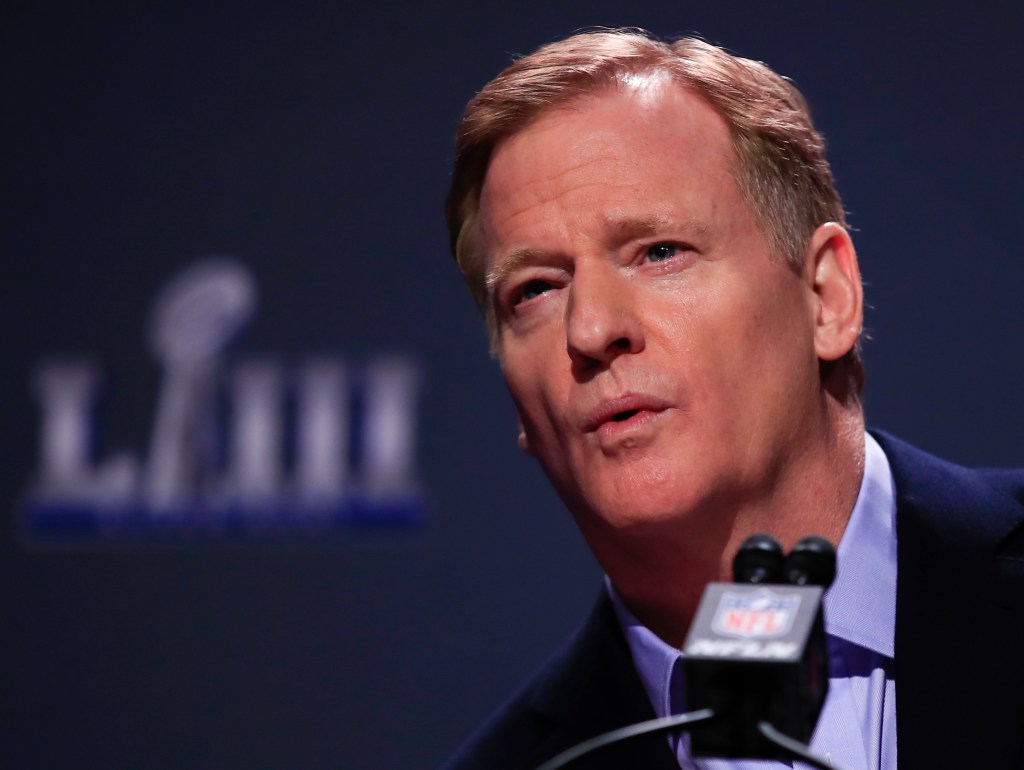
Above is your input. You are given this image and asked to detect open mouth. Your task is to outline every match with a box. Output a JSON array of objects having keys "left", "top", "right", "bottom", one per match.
[{"left": 584, "top": 396, "right": 672, "bottom": 434}]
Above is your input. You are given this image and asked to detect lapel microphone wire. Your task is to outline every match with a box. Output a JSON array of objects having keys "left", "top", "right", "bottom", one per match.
[{"left": 533, "top": 710, "right": 848, "bottom": 770}]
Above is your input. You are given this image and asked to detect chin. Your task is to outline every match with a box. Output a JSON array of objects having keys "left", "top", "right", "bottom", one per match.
[
  {"left": 579, "top": 482, "right": 707, "bottom": 534},
  {"left": 549, "top": 454, "right": 725, "bottom": 529}
]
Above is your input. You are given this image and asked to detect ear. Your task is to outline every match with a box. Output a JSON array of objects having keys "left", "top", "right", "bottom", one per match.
[
  {"left": 517, "top": 416, "right": 536, "bottom": 457},
  {"left": 804, "top": 223, "right": 863, "bottom": 362}
]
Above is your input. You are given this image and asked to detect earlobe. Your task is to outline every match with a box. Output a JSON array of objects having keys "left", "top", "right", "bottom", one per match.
[
  {"left": 517, "top": 418, "right": 536, "bottom": 456},
  {"left": 806, "top": 223, "right": 863, "bottom": 362}
]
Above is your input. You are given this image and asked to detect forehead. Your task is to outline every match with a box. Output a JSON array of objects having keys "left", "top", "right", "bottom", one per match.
[{"left": 478, "top": 81, "right": 740, "bottom": 246}]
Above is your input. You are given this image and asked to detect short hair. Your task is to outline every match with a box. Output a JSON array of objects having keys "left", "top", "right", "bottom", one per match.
[{"left": 446, "top": 29, "right": 861, "bottom": 385}]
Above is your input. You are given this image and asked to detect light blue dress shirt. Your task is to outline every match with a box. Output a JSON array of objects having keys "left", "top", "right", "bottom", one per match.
[{"left": 608, "top": 433, "right": 898, "bottom": 770}]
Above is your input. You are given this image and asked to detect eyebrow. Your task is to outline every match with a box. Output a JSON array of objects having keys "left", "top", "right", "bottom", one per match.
[
  {"left": 606, "top": 214, "right": 708, "bottom": 241},
  {"left": 606, "top": 215, "right": 671, "bottom": 240},
  {"left": 485, "top": 246, "right": 545, "bottom": 293}
]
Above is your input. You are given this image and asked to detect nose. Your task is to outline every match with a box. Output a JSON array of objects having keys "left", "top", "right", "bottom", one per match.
[{"left": 565, "top": 261, "right": 644, "bottom": 370}]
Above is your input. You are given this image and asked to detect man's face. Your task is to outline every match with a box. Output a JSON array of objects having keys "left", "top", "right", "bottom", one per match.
[{"left": 478, "top": 80, "right": 824, "bottom": 543}]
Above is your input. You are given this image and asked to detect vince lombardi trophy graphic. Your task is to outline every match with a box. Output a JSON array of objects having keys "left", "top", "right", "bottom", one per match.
[{"left": 144, "top": 259, "right": 256, "bottom": 511}]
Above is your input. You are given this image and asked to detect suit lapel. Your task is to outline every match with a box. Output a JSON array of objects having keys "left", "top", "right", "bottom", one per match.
[
  {"left": 527, "top": 592, "right": 681, "bottom": 770},
  {"left": 877, "top": 432, "right": 1024, "bottom": 769}
]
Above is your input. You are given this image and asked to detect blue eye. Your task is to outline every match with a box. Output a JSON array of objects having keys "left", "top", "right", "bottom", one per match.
[
  {"left": 646, "top": 243, "right": 678, "bottom": 262},
  {"left": 520, "top": 279, "right": 552, "bottom": 302}
]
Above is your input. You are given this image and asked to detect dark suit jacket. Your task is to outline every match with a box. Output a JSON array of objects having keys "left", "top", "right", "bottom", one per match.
[{"left": 441, "top": 432, "right": 1024, "bottom": 770}]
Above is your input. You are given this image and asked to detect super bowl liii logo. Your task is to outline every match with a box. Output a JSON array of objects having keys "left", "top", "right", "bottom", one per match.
[{"left": 23, "top": 258, "right": 425, "bottom": 541}]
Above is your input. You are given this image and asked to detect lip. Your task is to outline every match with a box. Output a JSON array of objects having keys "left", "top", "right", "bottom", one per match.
[{"left": 582, "top": 393, "right": 673, "bottom": 434}]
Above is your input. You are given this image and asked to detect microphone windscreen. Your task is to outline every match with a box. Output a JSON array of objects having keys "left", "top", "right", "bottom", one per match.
[
  {"left": 784, "top": 536, "right": 836, "bottom": 588},
  {"left": 732, "top": 533, "right": 784, "bottom": 584}
]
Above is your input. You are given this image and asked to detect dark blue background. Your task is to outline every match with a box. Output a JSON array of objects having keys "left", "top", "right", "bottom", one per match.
[{"left": 3, "top": 2, "right": 1022, "bottom": 768}]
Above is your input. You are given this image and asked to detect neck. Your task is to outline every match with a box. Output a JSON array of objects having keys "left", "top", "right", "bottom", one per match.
[{"left": 598, "top": 399, "right": 865, "bottom": 648}]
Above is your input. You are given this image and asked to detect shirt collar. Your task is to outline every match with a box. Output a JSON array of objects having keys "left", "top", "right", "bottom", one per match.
[
  {"left": 606, "top": 574, "right": 678, "bottom": 719},
  {"left": 607, "top": 432, "right": 898, "bottom": 720},
  {"left": 822, "top": 431, "right": 897, "bottom": 658}
]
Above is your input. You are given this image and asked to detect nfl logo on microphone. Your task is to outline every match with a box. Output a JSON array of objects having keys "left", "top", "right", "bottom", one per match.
[{"left": 712, "top": 589, "right": 801, "bottom": 639}]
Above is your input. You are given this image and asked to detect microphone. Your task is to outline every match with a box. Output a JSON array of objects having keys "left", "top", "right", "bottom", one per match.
[
  {"left": 682, "top": 534, "right": 834, "bottom": 760},
  {"left": 732, "top": 532, "right": 784, "bottom": 584},
  {"left": 784, "top": 535, "right": 837, "bottom": 587},
  {"left": 530, "top": 535, "right": 844, "bottom": 770}
]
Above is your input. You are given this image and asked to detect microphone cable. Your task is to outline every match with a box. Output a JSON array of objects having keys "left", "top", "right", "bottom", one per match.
[
  {"left": 757, "top": 721, "right": 849, "bottom": 770},
  {"left": 533, "top": 708, "right": 716, "bottom": 770},
  {"left": 532, "top": 710, "right": 849, "bottom": 770}
]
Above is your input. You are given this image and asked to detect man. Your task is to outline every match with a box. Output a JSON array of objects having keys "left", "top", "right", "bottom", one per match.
[{"left": 442, "top": 30, "right": 1024, "bottom": 770}]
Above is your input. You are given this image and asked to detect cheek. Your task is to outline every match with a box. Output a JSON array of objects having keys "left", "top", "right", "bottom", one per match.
[
  {"left": 651, "top": 281, "right": 742, "bottom": 368},
  {"left": 710, "top": 261, "right": 806, "bottom": 341},
  {"left": 502, "top": 351, "right": 562, "bottom": 435},
  {"left": 730, "top": 288, "right": 819, "bottom": 417},
  {"left": 675, "top": 279, "right": 808, "bottom": 399},
  {"left": 501, "top": 312, "right": 568, "bottom": 384}
]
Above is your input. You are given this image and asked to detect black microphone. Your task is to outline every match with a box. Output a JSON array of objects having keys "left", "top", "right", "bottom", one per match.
[
  {"left": 784, "top": 535, "right": 837, "bottom": 588},
  {"left": 682, "top": 534, "right": 834, "bottom": 760},
  {"left": 531, "top": 534, "right": 843, "bottom": 770},
  {"left": 732, "top": 532, "right": 784, "bottom": 584}
]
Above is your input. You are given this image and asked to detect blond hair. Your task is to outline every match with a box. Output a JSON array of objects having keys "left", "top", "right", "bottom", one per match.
[{"left": 446, "top": 29, "right": 861, "bottom": 383}]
